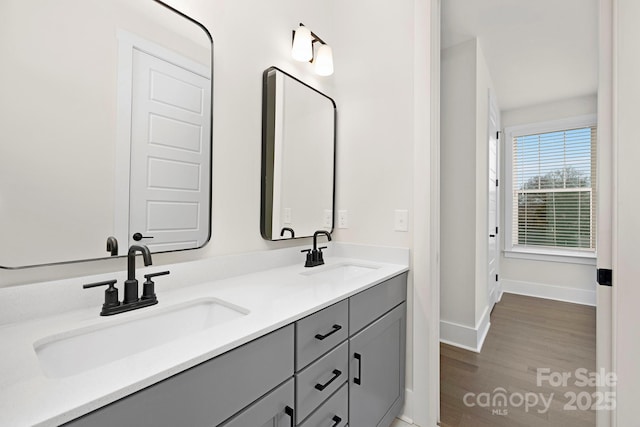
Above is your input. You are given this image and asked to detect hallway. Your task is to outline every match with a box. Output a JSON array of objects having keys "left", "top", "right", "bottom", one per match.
[{"left": 440, "top": 293, "right": 596, "bottom": 426}]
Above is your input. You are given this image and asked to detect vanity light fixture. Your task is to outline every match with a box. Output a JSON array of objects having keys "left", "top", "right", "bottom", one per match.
[
  {"left": 291, "top": 23, "right": 334, "bottom": 76},
  {"left": 291, "top": 25, "right": 313, "bottom": 62},
  {"left": 314, "top": 44, "right": 334, "bottom": 76}
]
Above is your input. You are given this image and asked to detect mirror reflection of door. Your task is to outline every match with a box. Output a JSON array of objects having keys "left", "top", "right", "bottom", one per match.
[
  {"left": 127, "top": 44, "right": 211, "bottom": 251},
  {"left": 0, "top": 0, "right": 213, "bottom": 268}
]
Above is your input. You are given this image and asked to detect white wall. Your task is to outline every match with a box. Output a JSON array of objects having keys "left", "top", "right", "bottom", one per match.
[
  {"left": 440, "top": 38, "right": 495, "bottom": 348},
  {"left": 499, "top": 94, "right": 598, "bottom": 304},
  {"left": 440, "top": 39, "right": 477, "bottom": 328},
  {"left": 331, "top": 0, "right": 418, "bottom": 397},
  {"left": 331, "top": 2, "right": 414, "bottom": 249}
]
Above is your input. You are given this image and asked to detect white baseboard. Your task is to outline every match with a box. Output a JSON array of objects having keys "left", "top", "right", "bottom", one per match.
[
  {"left": 501, "top": 279, "right": 596, "bottom": 306},
  {"left": 440, "top": 306, "right": 491, "bottom": 353},
  {"left": 398, "top": 387, "right": 414, "bottom": 424}
]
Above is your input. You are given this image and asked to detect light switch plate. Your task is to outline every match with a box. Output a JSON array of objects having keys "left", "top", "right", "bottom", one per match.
[
  {"left": 338, "top": 210, "right": 348, "bottom": 228},
  {"left": 394, "top": 209, "right": 408, "bottom": 232},
  {"left": 323, "top": 209, "right": 333, "bottom": 228}
]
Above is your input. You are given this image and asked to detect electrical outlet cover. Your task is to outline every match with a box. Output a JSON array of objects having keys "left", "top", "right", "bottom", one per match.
[
  {"left": 323, "top": 209, "right": 333, "bottom": 228},
  {"left": 338, "top": 210, "right": 348, "bottom": 228}
]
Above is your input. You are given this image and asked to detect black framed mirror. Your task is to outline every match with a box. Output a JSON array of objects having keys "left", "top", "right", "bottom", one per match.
[
  {"left": 0, "top": 0, "right": 213, "bottom": 268},
  {"left": 260, "top": 67, "right": 336, "bottom": 241}
]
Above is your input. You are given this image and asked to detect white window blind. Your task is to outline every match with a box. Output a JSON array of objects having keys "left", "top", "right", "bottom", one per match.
[{"left": 511, "top": 125, "right": 597, "bottom": 251}]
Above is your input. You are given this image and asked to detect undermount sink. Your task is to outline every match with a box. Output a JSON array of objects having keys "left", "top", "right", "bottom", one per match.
[
  {"left": 300, "top": 263, "right": 380, "bottom": 282},
  {"left": 34, "top": 298, "right": 249, "bottom": 379}
]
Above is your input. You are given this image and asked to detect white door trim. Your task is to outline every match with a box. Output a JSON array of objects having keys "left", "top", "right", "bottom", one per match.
[
  {"left": 411, "top": 0, "right": 440, "bottom": 426},
  {"left": 596, "top": 1, "right": 614, "bottom": 426}
]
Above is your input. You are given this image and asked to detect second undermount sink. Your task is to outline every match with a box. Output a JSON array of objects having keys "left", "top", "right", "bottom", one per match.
[
  {"left": 300, "top": 262, "right": 380, "bottom": 283},
  {"left": 34, "top": 298, "right": 249, "bottom": 379}
]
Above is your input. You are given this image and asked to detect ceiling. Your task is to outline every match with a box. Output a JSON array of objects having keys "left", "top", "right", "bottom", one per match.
[{"left": 441, "top": 0, "right": 598, "bottom": 111}]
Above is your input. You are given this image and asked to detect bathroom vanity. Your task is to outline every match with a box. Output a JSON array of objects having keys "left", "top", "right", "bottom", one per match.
[
  {"left": 0, "top": 245, "right": 408, "bottom": 427},
  {"left": 66, "top": 273, "right": 406, "bottom": 427}
]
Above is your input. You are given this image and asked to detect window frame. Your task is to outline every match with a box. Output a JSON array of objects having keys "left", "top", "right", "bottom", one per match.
[{"left": 504, "top": 114, "right": 597, "bottom": 265}]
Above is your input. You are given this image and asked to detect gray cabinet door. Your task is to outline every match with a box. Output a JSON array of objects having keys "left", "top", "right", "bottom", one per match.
[
  {"left": 349, "top": 302, "right": 406, "bottom": 427},
  {"left": 220, "top": 378, "right": 294, "bottom": 427}
]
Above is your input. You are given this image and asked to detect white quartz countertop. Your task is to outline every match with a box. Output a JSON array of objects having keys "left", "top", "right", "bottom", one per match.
[{"left": 0, "top": 250, "right": 408, "bottom": 426}]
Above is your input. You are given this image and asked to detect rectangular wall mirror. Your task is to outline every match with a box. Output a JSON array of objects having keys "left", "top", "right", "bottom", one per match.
[
  {"left": 0, "top": 0, "right": 212, "bottom": 268},
  {"left": 261, "top": 67, "right": 336, "bottom": 241}
]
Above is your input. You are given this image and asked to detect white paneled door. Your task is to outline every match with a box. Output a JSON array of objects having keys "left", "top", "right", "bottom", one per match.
[
  {"left": 488, "top": 91, "right": 500, "bottom": 310},
  {"left": 129, "top": 48, "right": 211, "bottom": 251}
]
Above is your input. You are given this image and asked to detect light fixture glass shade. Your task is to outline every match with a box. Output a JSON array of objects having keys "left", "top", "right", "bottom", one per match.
[
  {"left": 314, "top": 44, "right": 334, "bottom": 76},
  {"left": 291, "top": 26, "right": 313, "bottom": 62}
]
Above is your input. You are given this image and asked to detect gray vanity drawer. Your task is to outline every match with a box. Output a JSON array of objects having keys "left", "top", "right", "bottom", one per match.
[
  {"left": 299, "top": 383, "right": 348, "bottom": 427},
  {"left": 220, "top": 378, "right": 294, "bottom": 427},
  {"left": 65, "top": 325, "right": 294, "bottom": 427},
  {"left": 296, "top": 299, "right": 348, "bottom": 370},
  {"left": 296, "top": 340, "right": 349, "bottom": 423},
  {"left": 349, "top": 272, "right": 407, "bottom": 336}
]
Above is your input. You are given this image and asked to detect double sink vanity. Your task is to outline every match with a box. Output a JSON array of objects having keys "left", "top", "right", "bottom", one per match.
[{"left": 0, "top": 244, "right": 408, "bottom": 427}]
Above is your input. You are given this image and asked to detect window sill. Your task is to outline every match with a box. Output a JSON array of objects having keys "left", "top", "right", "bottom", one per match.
[{"left": 504, "top": 247, "right": 597, "bottom": 265}]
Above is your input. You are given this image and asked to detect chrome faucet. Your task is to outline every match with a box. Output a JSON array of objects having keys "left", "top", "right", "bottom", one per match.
[
  {"left": 302, "top": 230, "right": 332, "bottom": 267},
  {"left": 83, "top": 244, "right": 170, "bottom": 316}
]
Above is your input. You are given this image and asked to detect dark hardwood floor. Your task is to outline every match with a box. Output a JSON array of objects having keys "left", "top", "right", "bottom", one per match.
[{"left": 440, "top": 293, "right": 596, "bottom": 427}]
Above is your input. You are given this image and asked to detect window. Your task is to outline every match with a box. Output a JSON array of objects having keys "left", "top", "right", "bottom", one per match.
[{"left": 505, "top": 115, "right": 597, "bottom": 262}]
